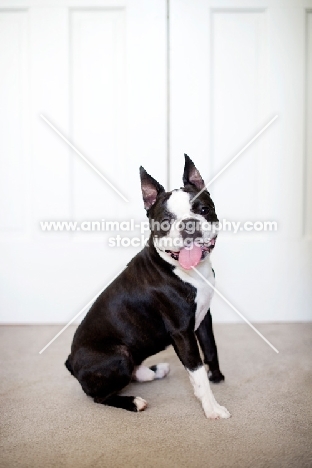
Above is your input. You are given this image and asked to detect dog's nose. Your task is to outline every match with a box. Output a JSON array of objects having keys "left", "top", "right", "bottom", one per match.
[{"left": 179, "top": 218, "right": 202, "bottom": 241}]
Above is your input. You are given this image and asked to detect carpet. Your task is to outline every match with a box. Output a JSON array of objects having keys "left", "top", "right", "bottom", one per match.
[{"left": 0, "top": 324, "right": 311, "bottom": 468}]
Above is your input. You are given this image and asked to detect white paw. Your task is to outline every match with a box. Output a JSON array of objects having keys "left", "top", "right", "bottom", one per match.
[
  {"left": 204, "top": 404, "right": 231, "bottom": 420},
  {"left": 134, "top": 397, "right": 148, "bottom": 412},
  {"left": 134, "top": 366, "right": 155, "bottom": 382},
  {"left": 154, "top": 363, "right": 170, "bottom": 379}
]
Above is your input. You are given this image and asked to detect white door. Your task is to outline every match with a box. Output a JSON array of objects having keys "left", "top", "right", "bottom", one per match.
[
  {"left": 170, "top": 0, "right": 312, "bottom": 322},
  {"left": 0, "top": 0, "right": 167, "bottom": 323}
]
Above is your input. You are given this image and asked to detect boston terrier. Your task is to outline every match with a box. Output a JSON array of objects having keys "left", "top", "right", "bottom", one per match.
[{"left": 65, "top": 155, "right": 230, "bottom": 419}]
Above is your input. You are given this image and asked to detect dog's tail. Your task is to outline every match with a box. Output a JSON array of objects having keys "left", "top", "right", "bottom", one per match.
[{"left": 65, "top": 355, "right": 74, "bottom": 375}]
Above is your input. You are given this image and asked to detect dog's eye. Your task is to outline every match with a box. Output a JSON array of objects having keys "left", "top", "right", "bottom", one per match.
[{"left": 201, "top": 207, "right": 209, "bottom": 215}]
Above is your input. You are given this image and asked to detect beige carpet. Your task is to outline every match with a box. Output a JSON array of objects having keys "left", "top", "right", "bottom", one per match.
[{"left": 0, "top": 324, "right": 311, "bottom": 468}]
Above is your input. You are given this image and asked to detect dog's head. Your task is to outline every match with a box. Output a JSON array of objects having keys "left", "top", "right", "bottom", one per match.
[{"left": 140, "top": 154, "right": 219, "bottom": 270}]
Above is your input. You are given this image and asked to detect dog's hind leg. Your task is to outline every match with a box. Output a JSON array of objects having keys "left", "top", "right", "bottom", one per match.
[
  {"left": 95, "top": 395, "right": 147, "bottom": 412},
  {"left": 65, "top": 355, "right": 74, "bottom": 375},
  {"left": 73, "top": 346, "right": 147, "bottom": 412}
]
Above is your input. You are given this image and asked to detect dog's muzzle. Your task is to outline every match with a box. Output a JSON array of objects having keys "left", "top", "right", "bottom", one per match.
[{"left": 165, "top": 227, "right": 217, "bottom": 269}]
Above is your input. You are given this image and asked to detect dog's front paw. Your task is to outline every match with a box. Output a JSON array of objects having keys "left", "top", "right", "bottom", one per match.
[
  {"left": 208, "top": 369, "right": 225, "bottom": 383},
  {"left": 204, "top": 404, "right": 231, "bottom": 420}
]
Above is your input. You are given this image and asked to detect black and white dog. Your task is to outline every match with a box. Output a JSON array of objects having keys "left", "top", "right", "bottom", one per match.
[{"left": 65, "top": 155, "right": 230, "bottom": 419}]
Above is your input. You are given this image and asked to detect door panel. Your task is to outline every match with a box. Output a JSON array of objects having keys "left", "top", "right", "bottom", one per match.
[
  {"left": 0, "top": 11, "right": 29, "bottom": 231},
  {"left": 71, "top": 9, "right": 127, "bottom": 227},
  {"left": 170, "top": 0, "right": 312, "bottom": 322},
  {"left": 0, "top": 0, "right": 167, "bottom": 323},
  {"left": 306, "top": 11, "right": 312, "bottom": 237}
]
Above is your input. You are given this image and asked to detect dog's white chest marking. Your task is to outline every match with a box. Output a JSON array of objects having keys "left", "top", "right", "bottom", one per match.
[
  {"left": 156, "top": 188, "right": 215, "bottom": 329},
  {"left": 173, "top": 261, "right": 215, "bottom": 330}
]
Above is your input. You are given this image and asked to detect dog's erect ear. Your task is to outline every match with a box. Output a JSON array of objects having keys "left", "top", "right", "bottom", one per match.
[
  {"left": 183, "top": 154, "right": 206, "bottom": 191},
  {"left": 140, "top": 166, "right": 165, "bottom": 210}
]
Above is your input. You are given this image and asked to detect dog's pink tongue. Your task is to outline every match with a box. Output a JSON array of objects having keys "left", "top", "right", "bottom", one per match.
[{"left": 178, "top": 244, "right": 202, "bottom": 270}]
